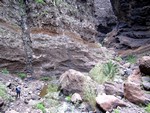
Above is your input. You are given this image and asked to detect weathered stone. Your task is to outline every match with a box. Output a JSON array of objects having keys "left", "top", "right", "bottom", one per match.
[
  {"left": 96, "top": 95, "right": 127, "bottom": 112},
  {"left": 104, "top": 82, "right": 124, "bottom": 97},
  {"left": 139, "top": 56, "right": 150, "bottom": 75},
  {"left": 142, "top": 82, "right": 150, "bottom": 91},
  {"left": 124, "top": 69, "right": 150, "bottom": 105},
  {"left": 71, "top": 93, "right": 82, "bottom": 103},
  {"left": 59, "top": 69, "right": 98, "bottom": 96}
]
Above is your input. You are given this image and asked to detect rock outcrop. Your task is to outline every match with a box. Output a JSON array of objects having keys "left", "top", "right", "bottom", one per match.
[
  {"left": 139, "top": 56, "right": 150, "bottom": 75},
  {"left": 0, "top": 0, "right": 114, "bottom": 76},
  {"left": 124, "top": 69, "right": 150, "bottom": 105},
  {"left": 107, "top": 0, "right": 150, "bottom": 56}
]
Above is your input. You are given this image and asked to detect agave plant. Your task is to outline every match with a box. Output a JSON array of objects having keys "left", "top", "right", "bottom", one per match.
[{"left": 103, "top": 61, "right": 118, "bottom": 80}]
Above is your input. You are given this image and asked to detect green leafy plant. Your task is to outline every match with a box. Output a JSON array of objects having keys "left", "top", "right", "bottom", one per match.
[
  {"left": 18, "top": 73, "right": 27, "bottom": 79},
  {"left": 115, "top": 56, "right": 122, "bottom": 62},
  {"left": 89, "top": 61, "right": 118, "bottom": 84},
  {"left": 1, "top": 68, "right": 9, "bottom": 74},
  {"left": 83, "top": 85, "right": 96, "bottom": 109},
  {"left": 47, "top": 84, "right": 58, "bottom": 92},
  {"left": 36, "top": 103, "right": 46, "bottom": 113},
  {"left": 35, "top": 0, "right": 45, "bottom": 4},
  {"left": 145, "top": 104, "right": 150, "bottom": 113},
  {"left": 0, "top": 82, "right": 9, "bottom": 100},
  {"left": 103, "top": 61, "right": 118, "bottom": 80},
  {"left": 65, "top": 95, "right": 71, "bottom": 102},
  {"left": 114, "top": 109, "right": 120, "bottom": 113},
  {"left": 126, "top": 55, "right": 137, "bottom": 64}
]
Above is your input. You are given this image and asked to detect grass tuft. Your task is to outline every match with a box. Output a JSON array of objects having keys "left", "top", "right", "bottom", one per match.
[
  {"left": 145, "top": 104, "right": 150, "bottom": 113},
  {"left": 18, "top": 73, "right": 27, "bottom": 79},
  {"left": 1, "top": 68, "right": 9, "bottom": 74},
  {"left": 126, "top": 55, "right": 137, "bottom": 64},
  {"left": 36, "top": 103, "right": 46, "bottom": 113}
]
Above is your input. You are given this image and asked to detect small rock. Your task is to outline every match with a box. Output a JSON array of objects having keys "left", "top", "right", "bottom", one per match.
[
  {"left": 142, "top": 82, "right": 150, "bottom": 91},
  {"left": 31, "top": 94, "right": 40, "bottom": 100},
  {"left": 124, "top": 68, "right": 132, "bottom": 76},
  {"left": 71, "top": 93, "right": 82, "bottom": 103},
  {"left": 96, "top": 95, "right": 127, "bottom": 112},
  {"left": 24, "top": 99, "right": 29, "bottom": 104},
  {"left": 123, "top": 63, "right": 131, "bottom": 68},
  {"left": 0, "top": 98, "right": 4, "bottom": 107},
  {"left": 6, "top": 82, "right": 11, "bottom": 88},
  {"left": 142, "top": 76, "right": 150, "bottom": 82}
]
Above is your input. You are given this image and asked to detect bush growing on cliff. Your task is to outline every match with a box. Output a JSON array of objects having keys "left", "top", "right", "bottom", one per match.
[
  {"left": 1, "top": 68, "right": 9, "bottom": 75},
  {"left": 126, "top": 55, "right": 137, "bottom": 64},
  {"left": 18, "top": 73, "right": 27, "bottom": 79},
  {"left": 89, "top": 61, "right": 118, "bottom": 83}
]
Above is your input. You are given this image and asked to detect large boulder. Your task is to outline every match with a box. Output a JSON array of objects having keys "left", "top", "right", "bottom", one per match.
[
  {"left": 124, "top": 69, "right": 150, "bottom": 105},
  {"left": 139, "top": 56, "right": 150, "bottom": 75},
  {"left": 59, "top": 69, "right": 100, "bottom": 96},
  {"left": 96, "top": 95, "right": 127, "bottom": 112}
]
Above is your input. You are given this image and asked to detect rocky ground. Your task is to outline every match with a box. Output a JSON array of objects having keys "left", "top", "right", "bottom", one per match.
[{"left": 0, "top": 55, "right": 149, "bottom": 113}]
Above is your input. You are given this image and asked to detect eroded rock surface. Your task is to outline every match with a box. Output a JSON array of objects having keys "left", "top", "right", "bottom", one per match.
[
  {"left": 124, "top": 69, "right": 149, "bottom": 105},
  {"left": 106, "top": 0, "right": 150, "bottom": 56}
]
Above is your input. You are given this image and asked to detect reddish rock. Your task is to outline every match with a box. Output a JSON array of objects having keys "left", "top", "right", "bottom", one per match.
[
  {"left": 124, "top": 69, "right": 150, "bottom": 105},
  {"left": 96, "top": 95, "right": 127, "bottom": 112},
  {"left": 139, "top": 56, "right": 150, "bottom": 75},
  {"left": 104, "top": 82, "right": 124, "bottom": 97}
]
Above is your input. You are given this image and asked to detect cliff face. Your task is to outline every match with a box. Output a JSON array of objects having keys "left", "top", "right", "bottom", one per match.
[
  {"left": 107, "top": 0, "right": 150, "bottom": 56},
  {"left": 0, "top": 0, "right": 115, "bottom": 76}
]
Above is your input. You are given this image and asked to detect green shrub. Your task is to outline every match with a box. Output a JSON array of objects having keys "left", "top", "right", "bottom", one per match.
[
  {"left": 40, "top": 77, "right": 51, "bottom": 81},
  {"left": 47, "top": 84, "right": 58, "bottom": 92},
  {"left": 65, "top": 95, "right": 71, "bottom": 102},
  {"left": 145, "top": 104, "right": 150, "bottom": 113},
  {"left": 115, "top": 56, "right": 122, "bottom": 62},
  {"left": 114, "top": 109, "right": 120, "bottom": 113},
  {"left": 36, "top": 103, "right": 46, "bottom": 113},
  {"left": 1, "top": 68, "right": 9, "bottom": 74},
  {"left": 126, "top": 55, "right": 137, "bottom": 64},
  {"left": 35, "top": 0, "right": 45, "bottom": 4},
  {"left": 103, "top": 61, "right": 118, "bottom": 80},
  {"left": 89, "top": 61, "right": 118, "bottom": 83},
  {"left": 83, "top": 85, "right": 96, "bottom": 109},
  {"left": 0, "top": 82, "right": 9, "bottom": 99},
  {"left": 18, "top": 73, "right": 27, "bottom": 79}
]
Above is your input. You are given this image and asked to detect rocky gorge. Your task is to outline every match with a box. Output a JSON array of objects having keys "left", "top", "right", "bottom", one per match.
[{"left": 0, "top": 0, "right": 150, "bottom": 113}]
